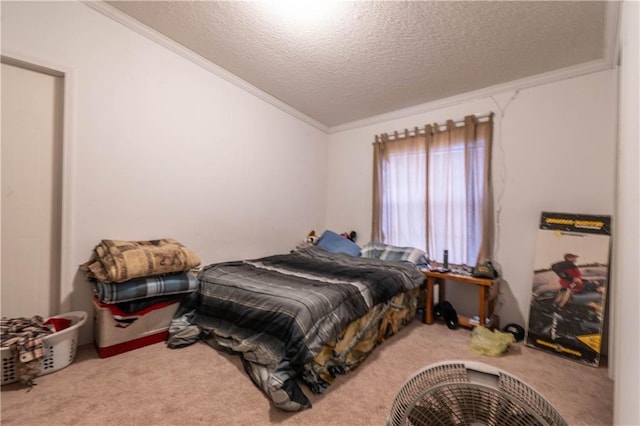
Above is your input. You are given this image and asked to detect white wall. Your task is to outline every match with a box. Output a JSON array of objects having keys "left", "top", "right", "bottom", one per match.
[
  {"left": 613, "top": 2, "right": 640, "bottom": 424},
  {"left": 326, "top": 70, "right": 617, "bottom": 328},
  {"left": 1, "top": 1, "right": 328, "bottom": 344}
]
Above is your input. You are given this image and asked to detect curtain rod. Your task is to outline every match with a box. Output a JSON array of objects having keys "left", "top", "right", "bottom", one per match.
[{"left": 374, "top": 112, "right": 494, "bottom": 143}]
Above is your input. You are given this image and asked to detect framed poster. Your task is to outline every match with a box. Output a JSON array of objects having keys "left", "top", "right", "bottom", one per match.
[{"left": 526, "top": 212, "right": 611, "bottom": 367}]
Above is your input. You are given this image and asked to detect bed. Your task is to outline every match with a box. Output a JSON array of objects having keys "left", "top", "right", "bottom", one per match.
[{"left": 167, "top": 242, "right": 426, "bottom": 411}]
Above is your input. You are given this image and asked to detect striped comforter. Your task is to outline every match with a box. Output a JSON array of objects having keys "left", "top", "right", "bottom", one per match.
[{"left": 167, "top": 246, "right": 425, "bottom": 411}]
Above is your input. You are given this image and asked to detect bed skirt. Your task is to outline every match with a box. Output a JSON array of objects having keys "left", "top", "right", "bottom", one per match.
[{"left": 305, "top": 288, "right": 419, "bottom": 391}]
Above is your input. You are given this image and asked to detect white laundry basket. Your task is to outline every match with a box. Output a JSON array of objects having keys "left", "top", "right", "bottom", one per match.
[{"left": 1, "top": 311, "right": 87, "bottom": 385}]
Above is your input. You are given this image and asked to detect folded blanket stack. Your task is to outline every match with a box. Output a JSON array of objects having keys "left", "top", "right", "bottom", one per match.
[
  {"left": 81, "top": 238, "right": 201, "bottom": 284},
  {"left": 81, "top": 238, "right": 201, "bottom": 356}
]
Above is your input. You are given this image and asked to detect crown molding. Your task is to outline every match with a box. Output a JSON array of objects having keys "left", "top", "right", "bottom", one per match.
[
  {"left": 83, "top": 0, "right": 618, "bottom": 137},
  {"left": 83, "top": 1, "right": 330, "bottom": 134},
  {"left": 328, "top": 58, "right": 616, "bottom": 134},
  {"left": 328, "top": 2, "right": 620, "bottom": 134}
]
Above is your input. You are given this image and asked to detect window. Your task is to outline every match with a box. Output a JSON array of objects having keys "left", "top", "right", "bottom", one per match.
[{"left": 372, "top": 115, "right": 493, "bottom": 267}]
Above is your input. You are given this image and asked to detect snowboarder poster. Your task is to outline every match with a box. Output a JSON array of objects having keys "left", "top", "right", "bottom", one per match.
[{"left": 527, "top": 212, "right": 611, "bottom": 367}]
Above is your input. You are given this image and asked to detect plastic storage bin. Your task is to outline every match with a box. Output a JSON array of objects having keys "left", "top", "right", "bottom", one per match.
[
  {"left": 93, "top": 298, "right": 179, "bottom": 358},
  {"left": 1, "top": 311, "right": 87, "bottom": 385}
]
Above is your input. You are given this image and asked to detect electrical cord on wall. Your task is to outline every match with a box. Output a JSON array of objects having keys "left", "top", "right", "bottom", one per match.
[
  {"left": 485, "top": 90, "right": 520, "bottom": 319},
  {"left": 490, "top": 90, "right": 519, "bottom": 262}
]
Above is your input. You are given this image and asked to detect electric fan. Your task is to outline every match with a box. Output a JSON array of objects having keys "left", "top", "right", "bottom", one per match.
[{"left": 387, "top": 361, "right": 568, "bottom": 426}]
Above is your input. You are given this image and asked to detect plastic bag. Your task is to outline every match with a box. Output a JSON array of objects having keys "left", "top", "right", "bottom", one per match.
[{"left": 469, "top": 326, "right": 515, "bottom": 356}]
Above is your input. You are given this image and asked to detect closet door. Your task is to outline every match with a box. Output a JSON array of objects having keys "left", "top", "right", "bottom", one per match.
[{"left": 1, "top": 60, "right": 64, "bottom": 318}]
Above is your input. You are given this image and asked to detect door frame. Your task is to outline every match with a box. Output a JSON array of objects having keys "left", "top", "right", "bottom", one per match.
[{"left": 1, "top": 51, "right": 76, "bottom": 314}]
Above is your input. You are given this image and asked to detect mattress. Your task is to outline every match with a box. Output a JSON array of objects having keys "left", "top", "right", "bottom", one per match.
[{"left": 167, "top": 245, "right": 425, "bottom": 411}]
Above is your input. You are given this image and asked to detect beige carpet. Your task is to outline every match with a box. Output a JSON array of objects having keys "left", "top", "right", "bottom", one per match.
[{"left": 1, "top": 320, "right": 612, "bottom": 425}]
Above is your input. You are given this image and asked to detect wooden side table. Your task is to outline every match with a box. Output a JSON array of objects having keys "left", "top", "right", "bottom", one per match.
[{"left": 422, "top": 270, "right": 499, "bottom": 329}]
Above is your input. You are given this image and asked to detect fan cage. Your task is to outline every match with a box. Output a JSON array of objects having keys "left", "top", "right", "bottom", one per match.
[{"left": 387, "top": 361, "right": 568, "bottom": 426}]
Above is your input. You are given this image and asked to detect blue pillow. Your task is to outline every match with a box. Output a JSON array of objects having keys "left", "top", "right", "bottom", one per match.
[{"left": 317, "top": 230, "right": 361, "bottom": 257}]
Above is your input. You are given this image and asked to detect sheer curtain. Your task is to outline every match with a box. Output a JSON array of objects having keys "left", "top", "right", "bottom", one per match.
[{"left": 372, "top": 114, "right": 493, "bottom": 267}]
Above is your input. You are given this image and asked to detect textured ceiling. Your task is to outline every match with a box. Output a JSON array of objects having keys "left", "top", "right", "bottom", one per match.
[{"left": 102, "top": 1, "right": 615, "bottom": 130}]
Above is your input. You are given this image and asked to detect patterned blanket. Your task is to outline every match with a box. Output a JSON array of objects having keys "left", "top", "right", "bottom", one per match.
[
  {"left": 167, "top": 246, "right": 425, "bottom": 411},
  {"left": 81, "top": 238, "right": 200, "bottom": 283},
  {"left": 92, "top": 272, "right": 198, "bottom": 304}
]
